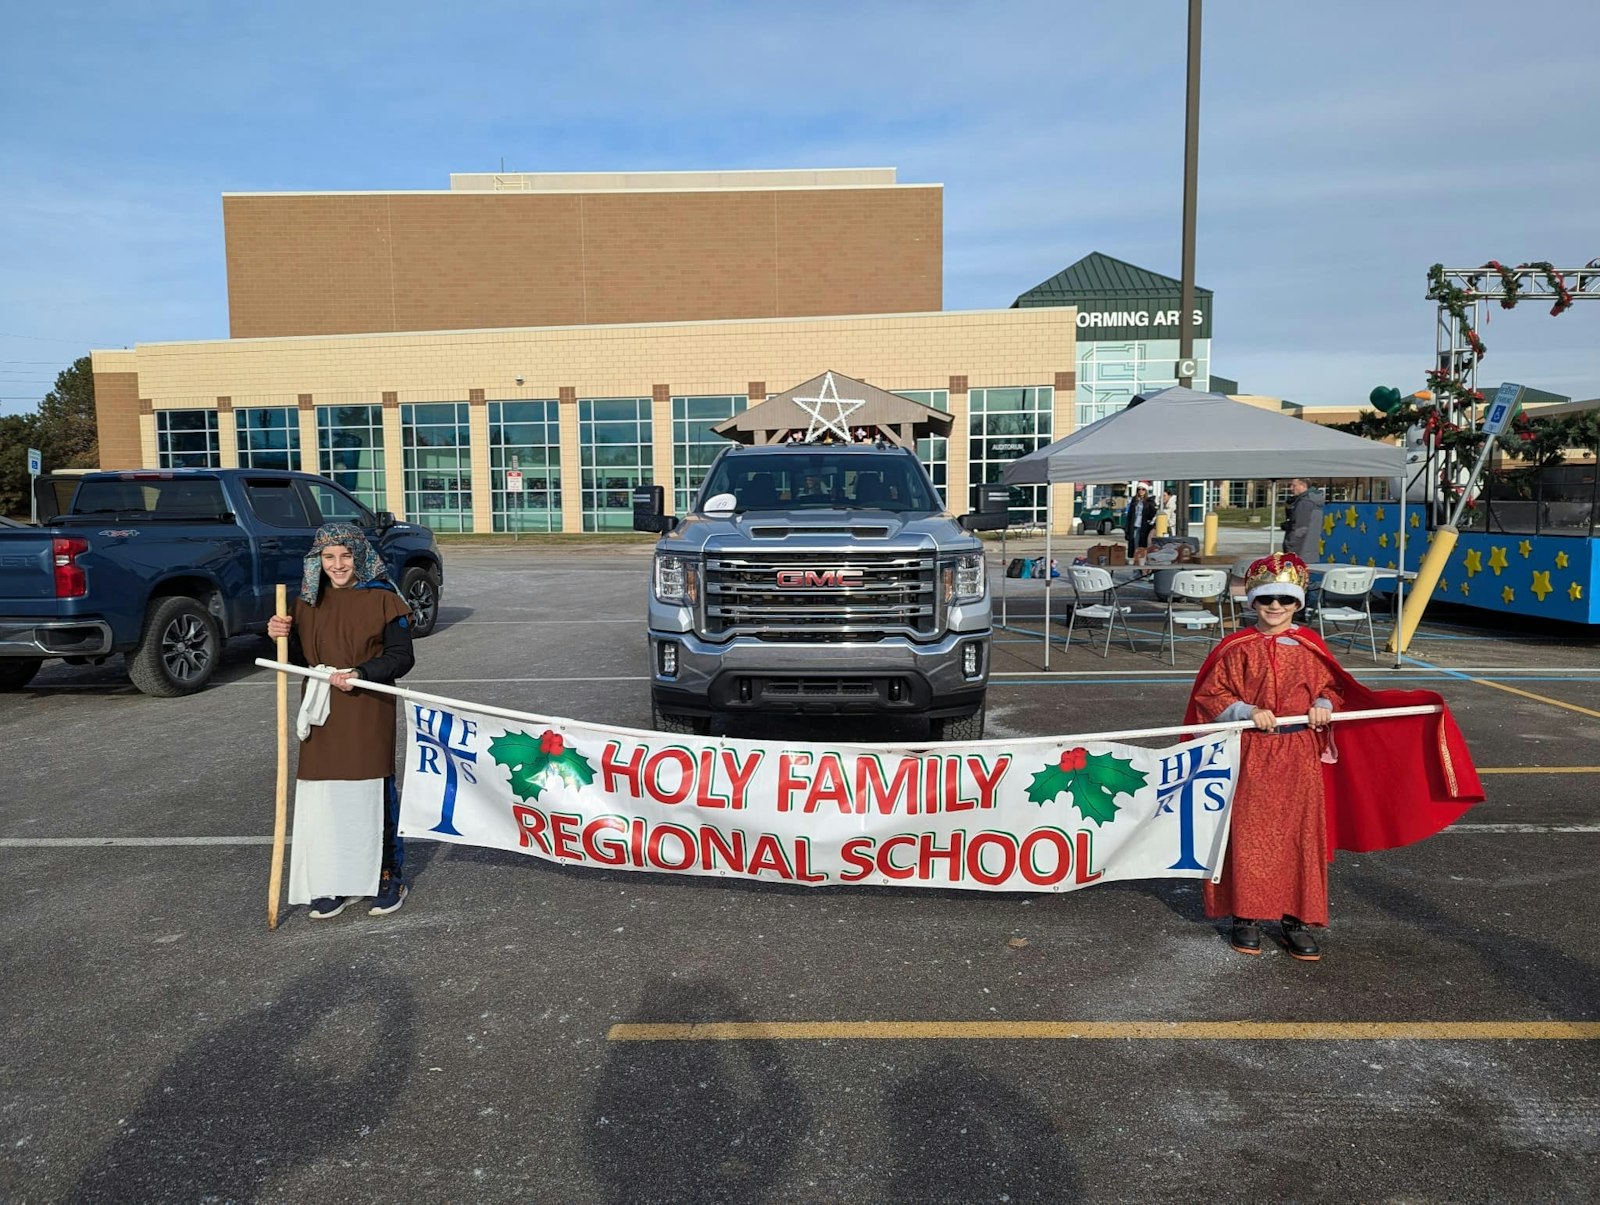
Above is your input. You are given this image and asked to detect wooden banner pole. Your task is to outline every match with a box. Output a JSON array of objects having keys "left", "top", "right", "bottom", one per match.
[{"left": 268, "top": 584, "right": 289, "bottom": 930}]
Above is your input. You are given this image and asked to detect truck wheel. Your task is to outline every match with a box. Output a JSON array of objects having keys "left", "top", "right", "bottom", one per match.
[
  {"left": 1097, "top": 520, "right": 1112, "bottom": 535},
  {"left": 652, "top": 702, "right": 710, "bottom": 737},
  {"left": 400, "top": 566, "right": 441, "bottom": 637},
  {"left": 127, "top": 597, "right": 220, "bottom": 697},
  {"left": 0, "top": 658, "right": 42, "bottom": 690},
  {"left": 930, "top": 706, "right": 986, "bottom": 743}
]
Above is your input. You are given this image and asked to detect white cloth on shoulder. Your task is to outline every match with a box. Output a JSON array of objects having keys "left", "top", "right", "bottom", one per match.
[
  {"left": 296, "top": 664, "right": 352, "bottom": 740},
  {"left": 288, "top": 778, "right": 384, "bottom": 904}
]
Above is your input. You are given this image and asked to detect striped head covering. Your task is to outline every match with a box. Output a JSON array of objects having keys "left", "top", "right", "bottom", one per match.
[{"left": 300, "top": 522, "right": 389, "bottom": 605}]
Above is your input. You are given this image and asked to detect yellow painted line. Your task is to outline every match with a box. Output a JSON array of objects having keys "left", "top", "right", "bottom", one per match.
[
  {"left": 1478, "top": 766, "right": 1600, "bottom": 775},
  {"left": 1466, "top": 676, "right": 1600, "bottom": 720},
  {"left": 607, "top": 1021, "right": 1600, "bottom": 1042}
]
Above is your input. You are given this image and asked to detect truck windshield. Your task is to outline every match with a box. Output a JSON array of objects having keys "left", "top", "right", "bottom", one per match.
[
  {"left": 698, "top": 453, "right": 940, "bottom": 513},
  {"left": 71, "top": 477, "right": 230, "bottom": 520}
]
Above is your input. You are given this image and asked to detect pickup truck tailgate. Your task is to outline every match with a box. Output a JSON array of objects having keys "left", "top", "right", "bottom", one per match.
[{"left": 0, "top": 532, "right": 62, "bottom": 603}]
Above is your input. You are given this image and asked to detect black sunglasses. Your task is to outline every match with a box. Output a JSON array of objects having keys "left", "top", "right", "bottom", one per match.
[{"left": 1253, "top": 594, "right": 1300, "bottom": 608}]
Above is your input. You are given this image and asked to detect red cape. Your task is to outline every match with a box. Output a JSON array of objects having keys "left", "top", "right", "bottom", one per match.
[{"left": 1184, "top": 626, "right": 1483, "bottom": 856}]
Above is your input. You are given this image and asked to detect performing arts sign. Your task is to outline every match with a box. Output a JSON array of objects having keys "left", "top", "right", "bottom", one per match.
[{"left": 399, "top": 700, "right": 1241, "bottom": 892}]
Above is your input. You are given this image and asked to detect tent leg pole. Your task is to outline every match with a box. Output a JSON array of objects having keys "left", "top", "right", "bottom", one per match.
[
  {"left": 1043, "top": 490, "right": 1053, "bottom": 670},
  {"left": 1268, "top": 480, "right": 1277, "bottom": 552}
]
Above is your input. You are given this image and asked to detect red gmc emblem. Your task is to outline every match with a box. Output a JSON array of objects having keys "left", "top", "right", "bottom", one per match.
[{"left": 776, "top": 569, "right": 864, "bottom": 588}]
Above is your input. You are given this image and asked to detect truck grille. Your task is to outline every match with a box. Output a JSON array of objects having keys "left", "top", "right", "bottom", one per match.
[{"left": 703, "top": 553, "right": 938, "bottom": 639}]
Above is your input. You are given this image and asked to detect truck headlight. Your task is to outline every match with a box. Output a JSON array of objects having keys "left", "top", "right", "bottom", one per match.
[
  {"left": 654, "top": 553, "right": 699, "bottom": 605},
  {"left": 951, "top": 552, "right": 985, "bottom": 602}
]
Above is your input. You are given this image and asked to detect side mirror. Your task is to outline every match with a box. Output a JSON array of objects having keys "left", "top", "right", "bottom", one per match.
[
  {"left": 631, "top": 485, "right": 677, "bottom": 533},
  {"left": 373, "top": 510, "right": 397, "bottom": 531}
]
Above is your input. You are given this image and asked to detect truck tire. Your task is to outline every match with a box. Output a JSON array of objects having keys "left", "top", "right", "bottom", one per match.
[
  {"left": 400, "top": 565, "right": 441, "bottom": 637},
  {"left": 652, "top": 701, "right": 710, "bottom": 737},
  {"left": 127, "top": 597, "right": 220, "bottom": 697},
  {"left": 930, "top": 705, "right": 986, "bottom": 743},
  {"left": 0, "top": 658, "right": 42, "bottom": 690}
]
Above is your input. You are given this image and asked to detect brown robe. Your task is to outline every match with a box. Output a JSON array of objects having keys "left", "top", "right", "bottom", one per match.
[{"left": 293, "top": 586, "right": 412, "bottom": 781}]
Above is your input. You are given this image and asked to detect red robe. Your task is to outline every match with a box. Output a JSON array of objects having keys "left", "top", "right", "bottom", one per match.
[{"left": 1186, "top": 625, "right": 1482, "bottom": 924}]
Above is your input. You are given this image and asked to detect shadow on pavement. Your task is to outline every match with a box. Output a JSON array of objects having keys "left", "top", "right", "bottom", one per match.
[
  {"left": 585, "top": 977, "right": 804, "bottom": 1204},
  {"left": 1347, "top": 871, "right": 1600, "bottom": 1018},
  {"left": 883, "top": 1054, "right": 1079, "bottom": 1203},
  {"left": 69, "top": 964, "right": 417, "bottom": 1203}
]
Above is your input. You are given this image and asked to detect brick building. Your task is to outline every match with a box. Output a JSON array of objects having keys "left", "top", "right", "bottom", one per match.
[{"left": 91, "top": 168, "right": 1082, "bottom": 532}]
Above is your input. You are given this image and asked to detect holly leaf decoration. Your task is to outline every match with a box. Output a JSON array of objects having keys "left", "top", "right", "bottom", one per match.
[
  {"left": 489, "top": 730, "right": 546, "bottom": 802},
  {"left": 488, "top": 729, "right": 597, "bottom": 802},
  {"left": 1027, "top": 749, "right": 1148, "bottom": 827}
]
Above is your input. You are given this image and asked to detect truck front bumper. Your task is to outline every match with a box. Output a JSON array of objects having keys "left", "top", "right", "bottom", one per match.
[
  {"left": 0, "top": 619, "right": 115, "bottom": 658},
  {"left": 649, "top": 630, "right": 989, "bottom": 719}
]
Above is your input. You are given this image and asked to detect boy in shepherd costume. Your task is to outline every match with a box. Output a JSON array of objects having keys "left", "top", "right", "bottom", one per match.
[
  {"left": 1185, "top": 552, "right": 1482, "bottom": 960},
  {"left": 268, "top": 523, "right": 416, "bottom": 919}
]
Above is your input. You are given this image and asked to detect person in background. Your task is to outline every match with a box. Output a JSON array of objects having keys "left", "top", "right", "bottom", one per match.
[
  {"left": 268, "top": 523, "right": 415, "bottom": 920},
  {"left": 1124, "top": 483, "right": 1157, "bottom": 559},
  {"left": 1160, "top": 488, "right": 1178, "bottom": 534},
  {"left": 1282, "top": 478, "right": 1325, "bottom": 562}
]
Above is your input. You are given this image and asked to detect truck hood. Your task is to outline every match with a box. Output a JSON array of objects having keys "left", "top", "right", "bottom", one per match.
[{"left": 663, "top": 509, "right": 981, "bottom": 555}]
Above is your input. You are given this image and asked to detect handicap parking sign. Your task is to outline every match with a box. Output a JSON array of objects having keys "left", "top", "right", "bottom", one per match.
[
  {"left": 27, "top": 447, "right": 41, "bottom": 476},
  {"left": 1482, "top": 383, "right": 1522, "bottom": 437}
]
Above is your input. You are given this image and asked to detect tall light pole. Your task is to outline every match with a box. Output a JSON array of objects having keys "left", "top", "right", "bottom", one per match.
[{"left": 1178, "top": 0, "right": 1201, "bottom": 390}]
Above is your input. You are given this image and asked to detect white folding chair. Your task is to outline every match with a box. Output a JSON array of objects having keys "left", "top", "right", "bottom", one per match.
[
  {"left": 1317, "top": 566, "right": 1379, "bottom": 661},
  {"left": 1066, "top": 565, "right": 1137, "bottom": 657},
  {"left": 1161, "top": 569, "right": 1228, "bottom": 665},
  {"left": 1225, "top": 555, "right": 1256, "bottom": 629}
]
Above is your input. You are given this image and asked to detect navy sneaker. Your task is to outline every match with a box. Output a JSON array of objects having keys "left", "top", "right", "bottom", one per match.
[
  {"left": 309, "top": 896, "right": 352, "bottom": 920},
  {"left": 369, "top": 874, "right": 407, "bottom": 916}
]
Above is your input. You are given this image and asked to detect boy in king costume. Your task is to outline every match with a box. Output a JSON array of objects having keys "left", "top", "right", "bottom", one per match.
[{"left": 1185, "top": 552, "right": 1483, "bottom": 960}]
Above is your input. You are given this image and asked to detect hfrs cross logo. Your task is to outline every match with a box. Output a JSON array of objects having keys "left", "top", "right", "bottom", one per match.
[{"left": 776, "top": 568, "right": 865, "bottom": 588}]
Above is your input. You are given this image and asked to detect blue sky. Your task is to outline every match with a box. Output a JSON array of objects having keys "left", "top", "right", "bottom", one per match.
[{"left": 2, "top": 1, "right": 1596, "bottom": 416}]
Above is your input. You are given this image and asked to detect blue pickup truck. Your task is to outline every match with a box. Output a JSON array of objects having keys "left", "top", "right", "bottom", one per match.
[{"left": 0, "top": 469, "right": 444, "bottom": 696}]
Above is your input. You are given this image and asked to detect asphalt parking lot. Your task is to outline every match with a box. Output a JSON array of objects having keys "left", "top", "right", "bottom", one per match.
[{"left": 4, "top": 541, "right": 1599, "bottom": 1202}]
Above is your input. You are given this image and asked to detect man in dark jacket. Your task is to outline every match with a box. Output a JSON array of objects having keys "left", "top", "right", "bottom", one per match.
[
  {"left": 1124, "top": 484, "right": 1157, "bottom": 558},
  {"left": 1282, "top": 479, "right": 1326, "bottom": 563}
]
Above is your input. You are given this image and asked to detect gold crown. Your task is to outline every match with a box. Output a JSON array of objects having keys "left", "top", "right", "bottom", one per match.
[{"left": 1244, "top": 552, "right": 1310, "bottom": 594}]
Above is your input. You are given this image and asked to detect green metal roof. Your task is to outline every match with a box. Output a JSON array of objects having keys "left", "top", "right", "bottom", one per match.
[{"left": 1011, "top": 252, "right": 1211, "bottom": 307}]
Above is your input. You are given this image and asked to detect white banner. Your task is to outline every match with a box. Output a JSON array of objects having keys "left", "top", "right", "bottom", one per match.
[{"left": 398, "top": 700, "right": 1240, "bottom": 892}]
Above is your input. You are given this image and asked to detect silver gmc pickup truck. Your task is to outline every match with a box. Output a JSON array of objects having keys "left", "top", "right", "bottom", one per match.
[{"left": 634, "top": 443, "right": 993, "bottom": 740}]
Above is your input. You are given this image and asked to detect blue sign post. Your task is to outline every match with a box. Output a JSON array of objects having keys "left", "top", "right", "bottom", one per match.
[{"left": 27, "top": 447, "right": 42, "bottom": 524}]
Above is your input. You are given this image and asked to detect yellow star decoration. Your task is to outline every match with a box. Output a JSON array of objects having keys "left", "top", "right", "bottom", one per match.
[
  {"left": 1359, "top": 521, "right": 1368, "bottom": 534},
  {"left": 1439, "top": 578, "right": 1450, "bottom": 593},
  {"left": 1339, "top": 543, "right": 1349, "bottom": 557},
  {"left": 1410, "top": 512, "right": 1421, "bottom": 528},
  {"left": 1570, "top": 581, "right": 1584, "bottom": 602},
  {"left": 1367, "top": 556, "right": 1378, "bottom": 567},
  {"left": 1460, "top": 579, "right": 1471, "bottom": 596},
  {"left": 1323, "top": 513, "right": 1336, "bottom": 535},
  {"left": 1375, "top": 506, "right": 1387, "bottom": 522},
  {"left": 1518, "top": 540, "right": 1533, "bottom": 559},
  {"left": 1386, "top": 559, "right": 1397, "bottom": 569},
  {"left": 1555, "top": 551, "right": 1570, "bottom": 569},
  {"left": 1531, "top": 571, "right": 1553, "bottom": 601},
  {"left": 1318, "top": 538, "right": 1326, "bottom": 555},
  {"left": 1488, "top": 546, "right": 1509, "bottom": 576},
  {"left": 1426, "top": 530, "right": 1435, "bottom": 544},
  {"left": 1345, "top": 506, "right": 1359, "bottom": 527},
  {"left": 1501, "top": 585, "right": 1515, "bottom": 604},
  {"left": 1378, "top": 532, "right": 1389, "bottom": 548},
  {"left": 1463, "top": 548, "right": 1483, "bottom": 577}
]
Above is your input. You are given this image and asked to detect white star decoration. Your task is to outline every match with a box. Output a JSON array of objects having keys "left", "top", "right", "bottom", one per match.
[{"left": 792, "top": 372, "right": 865, "bottom": 442}]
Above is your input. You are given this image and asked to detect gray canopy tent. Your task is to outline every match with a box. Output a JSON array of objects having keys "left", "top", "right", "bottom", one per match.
[{"left": 1000, "top": 386, "right": 1408, "bottom": 667}]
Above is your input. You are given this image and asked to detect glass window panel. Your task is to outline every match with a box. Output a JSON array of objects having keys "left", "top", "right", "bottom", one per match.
[
  {"left": 486, "top": 400, "right": 563, "bottom": 531},
  {"left": 155, "top": 409, "right": 220, "bottom": 469},
  {"left": 670, "top": 395, "right": 744, "bottom": 512},
  {"left": 578, "top": 398, "right": 652, "bottom": 531},
  {"left": 317, "top": 405, "right": 387, "bottom": 512}
]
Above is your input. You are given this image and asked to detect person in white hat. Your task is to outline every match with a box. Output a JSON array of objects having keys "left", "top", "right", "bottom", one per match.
[{"left": 1124, "top": 483, "right": 1157, "bottom": 558}]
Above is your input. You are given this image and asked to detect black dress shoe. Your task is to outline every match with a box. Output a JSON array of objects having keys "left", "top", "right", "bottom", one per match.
[
  {"left": 1229, "top": 918, "right": 1262, "bottom": 955},
  {"left": 1281, "top": 916, "right": 1322, "bottom": 961}
]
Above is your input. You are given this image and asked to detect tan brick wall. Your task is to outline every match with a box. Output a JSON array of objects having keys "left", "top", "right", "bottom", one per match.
[
  {"left": 105, "top": 306, "right": 1077, "bottom": 529},
  {"left": 91, "top": 369, "right": 141, "bottom": 469},
  {"left": 224, "top": 186, "right": 942, "bottom": 339}
]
